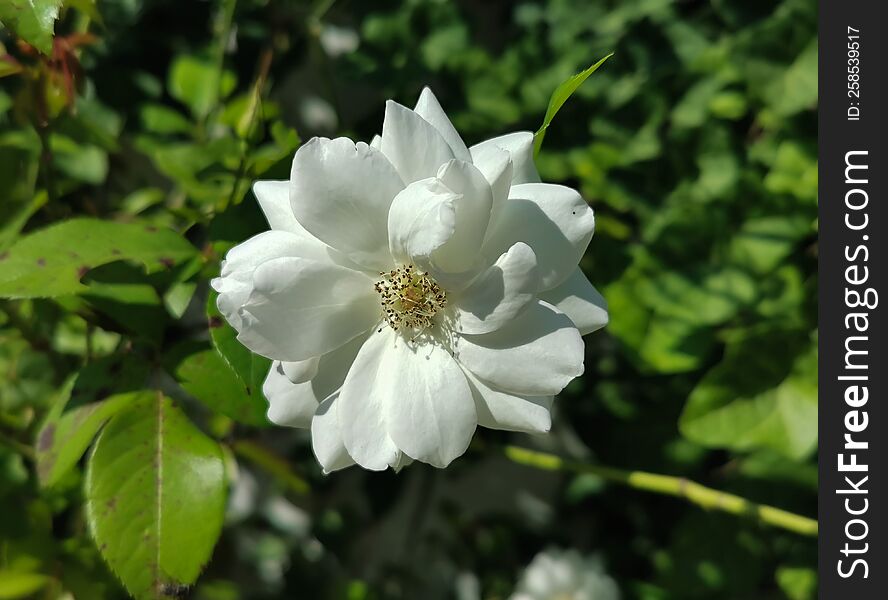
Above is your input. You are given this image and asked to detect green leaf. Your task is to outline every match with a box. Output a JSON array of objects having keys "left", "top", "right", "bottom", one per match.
[
  {"left": 140, "top": 104, "right": 193, "bottom": 136},
  {"left": 68, "top": 353, "right": 152, "bottom": 409},
  {"left": 0, "top": 55, "right": 23, "bottom": 78},
  {"left": 36, "top": 393, "right": 134, "bottom": 487},
  {"left": 0, "top": 218, "right": 197, "bottom": 299},
  {"left": 533, "top": 53, "right": 612, "bottom": 156},
  {"left": 637, "top": 267, "right": 756, "bottom": 326},
  {"left": 728, "top": 216, "right": 812, "bottom": 274},
  {"left": 168, "top": 54, "right": 237, "bottom": 119},
  {"left": 85, "top": 393, "right": 226, "bottom": 599},
  {"left": 173, "top": 347, "right": 269, "bottom": 427},
  {"left": 776, "top": 566, "right": 817, "bottom": 600},
  {"left": 207, "top": 290, "right": 271, "bottom": 407},
  {"left": 680, "top": 328, "right": 817, "bottom": 459},
  {"left": 0, "top": 0, "right": 62, "bottom": 55},
  {"left": 0, "top": 570, "right": 50, "bottom": 599}
]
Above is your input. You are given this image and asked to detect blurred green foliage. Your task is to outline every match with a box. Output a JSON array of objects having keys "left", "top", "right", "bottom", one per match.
[{"left": 0, "top": 0, "right": 816, "bottom": 599}]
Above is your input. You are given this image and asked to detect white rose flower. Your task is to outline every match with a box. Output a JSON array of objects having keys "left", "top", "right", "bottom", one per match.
[
  {"left": 511, "top": 548, "right": 619, "bottom": 600},
  {"left": 212, "top": 88, "right": 608, "bottom": 472}
]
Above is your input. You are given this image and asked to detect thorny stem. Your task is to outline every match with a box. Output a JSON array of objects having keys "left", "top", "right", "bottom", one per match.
[{"left": 502, "top": 445, "right": 818, "bottom": 537}]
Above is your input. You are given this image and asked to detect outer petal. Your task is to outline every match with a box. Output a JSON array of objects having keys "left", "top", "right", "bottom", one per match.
[
  {"left": 337, "top": 328, "right": 401, "bottom": 470},
  {"left": 263, "top": 333, "right": 367, "bottom": 429},
  {"left": 413, "top": 87, "right": 472, "bottom": 162},
  {"left": 453, "top": 242, "right": 538, "bottom": 334},
  {"left": 311, "top": 394, "right": 355, "bottom": 473},
  {"left": 470, "top": 131, "right": 540, "bottom": 185},
  {"left": 238, "top": 257, "right": 378, "bottom": 361},
  {"left": 253, "top": 180, "right": 300, "bottom": 232},
  {"left": 463, "top": 369, "right": 552, "bottom": 433},
  {"left": 388, "top": 178, "right": 458, "bottom": 264},
  {"left": 380, "top": 100, "right": 456, "bottom": 184},
  {"left": 264, "top": 361, "right": 318, "bottom": 428},
  {"left": 280, "top": 358, "right": 319, "bottom": 384},
  {"left": 289, "top": 137, "right": 404, "bottom": 270},
  {"left": 212, "top": 230, "right": 334, "bottom": 331},
  {"left": 380, "top": 335, "right": 476, "bottom": 468},
  {"left": 482, "top": 183, "right": 595, "bottom": 290},
  {"left": 539, "top": 268, "right": 609, "bottom": 335},
  {"left": 455, "top": 301, "right": 584, "bottom": 396}
]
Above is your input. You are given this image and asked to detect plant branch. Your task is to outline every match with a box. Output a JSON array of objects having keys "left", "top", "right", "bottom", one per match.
[{"left": 502, "top": 445, "right": 818, "bottom": 537}]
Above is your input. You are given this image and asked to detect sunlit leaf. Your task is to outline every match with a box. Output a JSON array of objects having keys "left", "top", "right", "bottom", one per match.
[
  {"left": 36, "top": 393, "right": 135, "bottom": 487},
  {"left": 207, "top": 290, "right": 271, "bottom": 408},
  {"left": 680, "top": 329, "right": 817, "bottom": 459},
  {"left": 173, "top": 346, "right": 269, "bottom": 427},
  {"left": 168, "top": 54, "right": 237, "bottom": 119},
  {"left": 0, "top": 570, "right": 50, "bottom": 599},
  {"left": 533, "top": 53, "right": 612, "bottom": 156},
  {"left": 85, "top": 393, "right": 226, "bottom": 599},
  {"left": 0, "top": 0, "right": 62, "bottom": 55},
  {"left": 0, "top": 218, "right": 196, "bottom": 298}
]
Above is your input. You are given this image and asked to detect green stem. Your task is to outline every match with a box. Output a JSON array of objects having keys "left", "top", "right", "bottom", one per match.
[{"left": 502, "top": 445, "right": 818, "bottom": 537}]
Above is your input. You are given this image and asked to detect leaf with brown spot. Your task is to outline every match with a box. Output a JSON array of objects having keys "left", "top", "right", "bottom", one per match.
[
  {"left": 0, "top": 218, "right": 196, "bottom": 299},
  {"left": 36, "top": 393, "right": 135, "bottom": 487},
  {"left": 85, "top": 393, "right": 226, "bottom": 600}
]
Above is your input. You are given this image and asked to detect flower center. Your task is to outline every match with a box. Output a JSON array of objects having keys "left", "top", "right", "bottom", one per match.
[{"left": 374, "top": 265, "right": 446, "bottom": 332}]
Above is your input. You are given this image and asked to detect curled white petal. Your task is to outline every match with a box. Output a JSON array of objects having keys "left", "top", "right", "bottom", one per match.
[
  {"left": 453, "top": 242, "right": 538, "bottom": 334},
  {"left": 539, "top": 267, "right": 609, "bottom": 335},
  {"left": 470, "top": 131, "right": 540, "bottom": 185},
  {"left": 455, "top": 301, "right": 584, "bottom": 396},
  {"left": 483, "top": 183, "right": 595, "bottom": 290},
  {"left": 311, "top": 394, "right": 355, "bottom": 473},
  {"left": 463, "top": 368, "right": 552, "bottom": 433},
  {"left": 212, "top": 230, "right": 334, "bottom": 331},
  {"left": 264, "top": 361, "right": 318, "bottom": 428},
  {"left": 238, "top": 257, "right": 378, "bottom": 361},
  {"left": 289, "top": 136, "right": 404, "bottom": 270}
]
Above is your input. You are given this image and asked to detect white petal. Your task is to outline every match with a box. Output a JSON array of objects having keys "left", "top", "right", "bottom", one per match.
[
  {"left": 463, "top": 369, "right": 552, "bottom": 433},
  {"left": 380, "top": 100, "right": 456, "bottom": 184},
  {"left": 264, "top": 361, "right": 319, "bottom": 428},
  {"left": 369, "top": 134, "right": 382, "bottom": 149},
  {"left": 470, "top": 131, "right": 540, "bottom": 185},
  {"left": 380, "top": 335, "right": 476, "bottom": 468},
  {"left": 280, "top": 357, "right": 319, "bottom": 384},
  {"left": 539, "top": 268, "right": 608, "bottom": 335},
  {"left": 413, "top": 87, "right": 471, "bottom": 162},
  {"left": 212, "top": 230, "right": 334, "bottom": 331},
  {"left": 253, "top": 180, "right": 300, "bottom": 233},
  {"left": 311, "top": 394, "right": 355, "bottom": 473},
  {"left": 456, "top": 301, "right": 584, "bottom": 396},
  {"left": 467, "top": 143, "right": 512, "bottom": 224},
  {"left": 238, "top": 257, "right": 378, "bottom": 361},
  {"left": 482, "top": 183, "right": 595, "bottom": 290},
  {"left": 289, "top": 137, "right": 404, "bottom": 270},
  {"left": 264, "top": 333, "right": 367, "bottom": 430},
  {"left": 337, "top": 328, "right": 401, "bottom": 470},
  {"left": 388, "top": 178, "right": 458, "bottom": 264},
  {"left": 453, "top": 242, "right": 538, "bottom": 334},
  {"left": 431, "top": 159, "right": 493, "bottom": 274},
  {"left": 310, "top": 333, "right": 368, "bottom": 399}
]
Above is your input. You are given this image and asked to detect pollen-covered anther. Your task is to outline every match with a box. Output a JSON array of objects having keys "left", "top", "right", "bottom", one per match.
[{"left": 374, "top": 265, "right": 446, "bottom": 332}]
